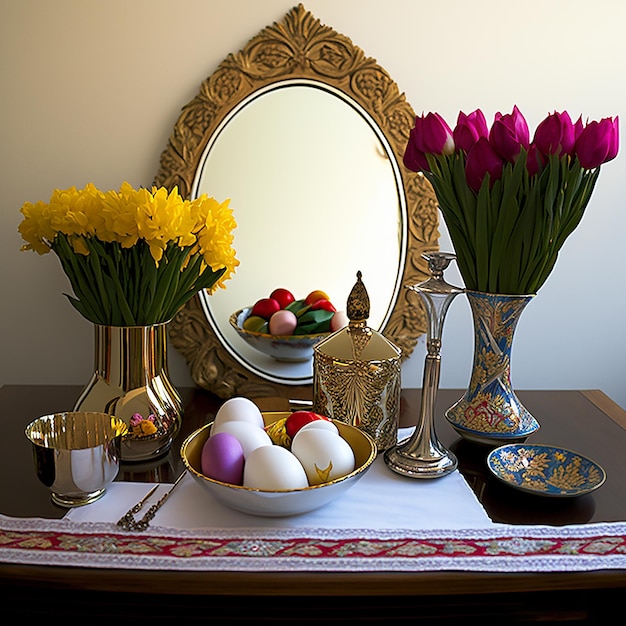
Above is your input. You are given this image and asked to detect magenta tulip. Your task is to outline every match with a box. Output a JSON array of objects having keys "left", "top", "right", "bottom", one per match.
[
  {"left": 465, "top": 137, "right": 504, "bottom": 192},
  {"left": 533, "top": 111, "right": 575, "bottom": 157},
  {"left": 420, "top": 112, "right": 455, "bottom": 154},
  {"left": 403, "top": 112, "right": 455, "bottom": 172},
  {"left": 453, "top": 109, "right": 489, "bottom": 152},
  {"left": 526, "top": 143, "right": 545, "bottom": 177},
  {"left": 403, "top": 126, "right": 430, "bottom": 172},
  {"left": 572, "top": 115, "right": 585, "bottom": 150},
  {"left": 575, "top": 116, "right": 620, "bottom": 169},
  {"left": 489, "top": 105, "right": 530, "bottom": 162},
  {"left": 607, "top": 116, "right": 620, "bottom": 161}
]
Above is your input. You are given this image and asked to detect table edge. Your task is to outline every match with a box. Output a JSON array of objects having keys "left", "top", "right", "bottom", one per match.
[
  {"left": 580, "top": 389, "right": 626, "bottom": 429},
  {"left": 1, "top": 563, "right": 626, "bottom": 596}
]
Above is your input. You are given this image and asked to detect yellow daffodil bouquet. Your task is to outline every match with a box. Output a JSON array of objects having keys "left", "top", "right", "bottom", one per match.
[{"left": 18, "top": 182, "right": 239, "bottom": 326}]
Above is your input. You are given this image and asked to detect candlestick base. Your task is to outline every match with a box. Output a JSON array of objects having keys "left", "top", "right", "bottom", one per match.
[{"left": 384, "top": 440, "right": 457, "bottom": 478}]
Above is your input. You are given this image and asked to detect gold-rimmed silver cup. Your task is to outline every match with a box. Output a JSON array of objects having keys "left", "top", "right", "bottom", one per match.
[{"left": 25, "top": 411, "right": 128, "bottom": 507}]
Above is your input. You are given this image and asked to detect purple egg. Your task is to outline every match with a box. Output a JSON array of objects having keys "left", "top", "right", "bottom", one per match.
[{"left": 201, "top": 432, "right": 245, "bottom": 485}]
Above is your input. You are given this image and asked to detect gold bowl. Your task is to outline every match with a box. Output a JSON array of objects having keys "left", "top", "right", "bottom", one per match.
[
  {"left": 180, "top": 411, "right": 376, "bottom": 517},
  {"left": 229, "top": 307, "right": 331, "bottom": 362},
  {"left": 25, "top": 411, "right": 128, "bottom": 507}
]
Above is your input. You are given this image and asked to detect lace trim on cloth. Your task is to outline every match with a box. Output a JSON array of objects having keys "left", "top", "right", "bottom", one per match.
[{"left": 1, "top": 515, "right": 625, "bottom": 572}]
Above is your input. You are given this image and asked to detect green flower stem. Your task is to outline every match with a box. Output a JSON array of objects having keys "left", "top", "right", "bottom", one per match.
[
  {"left": 53, "top": 235, "right": 107, "bottom": 323},
  {"left": 92, "top": 239, "right": 135, "bottom": 325},
  {"left": 427, "top": 151, "right": 600, "bottom": 295},
  {"left": 48, "top": 237, "right": 225, "bottom": 326},
  {"left": 146, "top": 245, "right": 187, "bottom": 324}
]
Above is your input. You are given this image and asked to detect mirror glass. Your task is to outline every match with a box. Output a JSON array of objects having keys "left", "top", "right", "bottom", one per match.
[
  {"left": 192, "top": 79, "right": 405, "bottom": 385},
  {"left": 154, "top": 4, "right": 439, "bottom": 399}
]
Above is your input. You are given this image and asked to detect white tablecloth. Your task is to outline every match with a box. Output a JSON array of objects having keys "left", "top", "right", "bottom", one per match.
[
  {"left": 3, "top": 428, "right": 625, "bottom": 573},
  {"left": 66, "top": 455, "right": 494, "bottom": 530}
]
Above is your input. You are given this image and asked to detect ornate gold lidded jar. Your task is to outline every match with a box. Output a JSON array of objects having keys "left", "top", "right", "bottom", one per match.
[{"left": 312, "top": 272, "right": 401, "bottom": 453}]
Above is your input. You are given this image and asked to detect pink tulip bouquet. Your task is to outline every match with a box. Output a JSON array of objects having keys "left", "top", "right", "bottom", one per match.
[{"left": 403, "top": 106, "right": 619, "bottom": 294}]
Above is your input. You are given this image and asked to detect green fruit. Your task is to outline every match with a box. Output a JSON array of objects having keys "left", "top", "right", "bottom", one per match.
[{"left": 243, "top": 315, "right": 268, "bottom": 333}]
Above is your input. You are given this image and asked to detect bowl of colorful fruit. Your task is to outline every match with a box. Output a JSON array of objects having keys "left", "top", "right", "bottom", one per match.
[{"left": 229, "top": 288, "right": 348, "bottom": 362}]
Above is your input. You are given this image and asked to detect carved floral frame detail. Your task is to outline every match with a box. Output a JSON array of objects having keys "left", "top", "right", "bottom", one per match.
[{"left": 153, "top": 4, "right": 439, "bottom": 399}]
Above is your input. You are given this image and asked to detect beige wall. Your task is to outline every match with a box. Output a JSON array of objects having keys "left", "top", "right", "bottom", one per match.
[{"left": 2, "top": 0, "right": 625, "bottom": 408}]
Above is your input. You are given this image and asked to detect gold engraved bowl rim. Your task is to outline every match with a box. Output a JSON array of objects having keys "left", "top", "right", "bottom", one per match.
[{"left": 180, "top": 411, "right": 376, "bottom": 517}]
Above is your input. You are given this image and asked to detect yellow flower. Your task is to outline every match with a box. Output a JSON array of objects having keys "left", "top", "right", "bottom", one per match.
[
  {"left": 17, "top": 182, "right": 239, "bottom": 325},
  {"left": 18, "top": 201, "right": 53, "bottom": 254},
  {"left": 131, "top": 420, "right": 158, "bottom": 437}
]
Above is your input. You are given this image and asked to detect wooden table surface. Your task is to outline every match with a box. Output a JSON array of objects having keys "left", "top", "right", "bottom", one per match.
[{"left": 2, "top": 384, "right": 626, "bottom": 622}]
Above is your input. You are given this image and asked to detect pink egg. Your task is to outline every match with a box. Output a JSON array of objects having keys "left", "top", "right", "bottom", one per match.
[
  {"left": 269, "top": 309, "right": 297, "bottom": 335},
  {"left": 201, "top": 432, "right": 245, "bottom": 485},
  {"left": 330, "top": 310, "right": 349, "bottom": 332}
]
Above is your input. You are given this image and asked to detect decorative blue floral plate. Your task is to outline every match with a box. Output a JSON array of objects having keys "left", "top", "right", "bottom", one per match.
[{"left": 486, "top": 444, "right": 606, "bottom": 497}]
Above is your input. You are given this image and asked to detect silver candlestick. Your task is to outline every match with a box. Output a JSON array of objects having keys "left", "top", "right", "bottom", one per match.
[{"left": 384, "top": 252, "right": 463, "bottom": 478}]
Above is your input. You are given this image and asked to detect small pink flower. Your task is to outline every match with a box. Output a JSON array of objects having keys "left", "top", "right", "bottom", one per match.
[{"left": 130, "top": 412, "right": 156, "bottom": 426}]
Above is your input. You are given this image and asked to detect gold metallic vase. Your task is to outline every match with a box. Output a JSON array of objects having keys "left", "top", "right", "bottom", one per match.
[
  {"left": 73, "top": 323, "right": 183, "bottom": 463},
  {"left": 312, "top": 272, "right": 401, "bottom": 453}
]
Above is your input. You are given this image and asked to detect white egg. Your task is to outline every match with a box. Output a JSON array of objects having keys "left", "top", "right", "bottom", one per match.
[
  {"left": 211, "top": 420, "right": 272, "bottom": 459},
  {"left": 213, "top": 397, "right": 264, "bottom": 431},
  {"left": 243, "top": 445, "right": 309, "bottom": 490},
  {"left": 298, "top": 419, "right": 339, "bottom": 435},
  {"left": 291, "top": 428, "right": 355, "bottom": 486}
]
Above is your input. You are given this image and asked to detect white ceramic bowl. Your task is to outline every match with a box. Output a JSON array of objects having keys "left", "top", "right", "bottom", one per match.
[
  {"left": 229, "top": 307, "right": 331, "bottom": 362},
  {"left": 180, "top": 411, "right": 376, "bottom": 517}
]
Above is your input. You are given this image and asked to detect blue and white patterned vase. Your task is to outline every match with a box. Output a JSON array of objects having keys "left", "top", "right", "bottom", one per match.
[{"left": 445, "top": 291, "right": 540, "bottom": 446}]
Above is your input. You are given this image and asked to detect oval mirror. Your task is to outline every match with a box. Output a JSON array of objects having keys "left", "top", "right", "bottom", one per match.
[{"left": 153, "top": 4, "right": 439, "bottom": 399}]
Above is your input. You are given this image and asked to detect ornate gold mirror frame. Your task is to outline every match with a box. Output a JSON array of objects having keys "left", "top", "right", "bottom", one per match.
[{"left": 153, "top": 4, "right": 439, "bottom": 399}]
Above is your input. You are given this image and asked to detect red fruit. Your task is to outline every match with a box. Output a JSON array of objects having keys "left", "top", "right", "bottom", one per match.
[
  {"left": 305, "top": 289, "right": 330, "bottom": 305},
  {"left": 310, "top": 299, "right": 336, "bottom": 312},
  {"left": 270, "top": 288, "right": 295, "bottom": 309},
  {"left": 251, "top": 297, "right": 280, "bottom": 319},
  {"left": 285, "top": 411, "right": 331, "bottom": 439}
]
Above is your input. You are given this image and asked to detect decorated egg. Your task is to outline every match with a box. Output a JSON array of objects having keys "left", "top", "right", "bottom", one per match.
[
  {"left": 269, "top": 309, "right": 298, "bottom": 335},
  {"left": 291, "top": 428, "right": 355, "bottom": 486},
  {"left": 213, "top": 397, "right": 264, "bottom": 431},
  {"left": 243, "top": 445, "right": 309, "bottom": 490},
  {"left": 285, "top": 410, "right": 332, "bottom": 438},
  {"left": 270, "top": 288, "right": 295, "bottom": 309},
  {"left": 201, "top": 432, "right": 245, "bottom": 485},
  {"left": 330, "top": 310, "right": 349, "bottom": 332},
  {"left": 211, "top": 420, "right": 272, "bottom": 458},
  {"left": 242, "top": 315, "right": 267, "bottom": 332},
  {"left": 251, "top": 297, "right": 280, "bottom": 319},
  {"left": 305, "top": 289, "right": 330, "bottom": 305}
]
